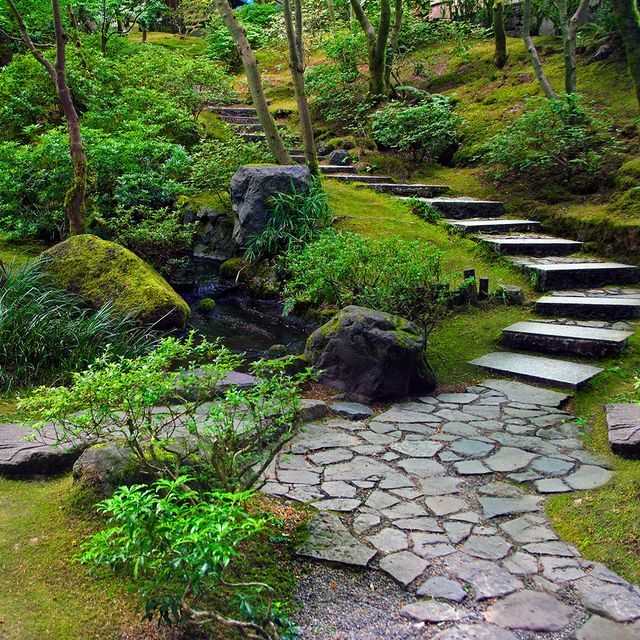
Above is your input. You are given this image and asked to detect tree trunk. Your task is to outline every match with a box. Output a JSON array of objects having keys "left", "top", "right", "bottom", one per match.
[
  {"left": 611, "top": 0, "right": 640, "bottom": 112},
  {"left": 142, "top": 28, "right": 147, "bottom": 42},
  {"left": 283, "top": 0, "right": 318, "bottom": 176},
  {"left": 556, "top": 0, "right": 574, "bottom": 92},
  {"left": 385, "top": 0, "right": 403, "bottom": 92},
  {"left": 214, "top": 0, "right": 292, "bottom": 164},
  {"left": 493, "top": 0, "right": 507, "bottom": 68},
  {"left": 522, "top": 0, "right": 557, "bottom": 99},
  {"left": 567, "top": 0, "right": 590, "bottom": 92},
  {"left": 326, "top": 0, "right": 336, "bottom": 23},
  {"left": 7, "top": 0, "right": 87, "bottom": 235}
]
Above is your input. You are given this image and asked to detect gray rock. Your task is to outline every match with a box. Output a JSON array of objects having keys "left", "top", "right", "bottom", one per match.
[
  {"left": 327, "top": 149, "right": 352, "bottom": 165},
  {"left": 411, "top": 533, "right": 455, "bottom": 558},
  {"left": 450, "top": 439, "right": 495, "bottom": 458},
  {"left": 191, "top": 207, "right": 235, "bottom": 261},
  {"left": 606, "top": 403, "right": 640, "bottom": 457},
  {"left": 454, "top": 460, "right": 492, "bottom": 475},
  {"left": 353, "top": 513, "right": 381, "bottom": 533},
  {"left": 575, "top": 615, "right": 640, "bottom": 640},
  {"left": 485, "top": 590, "right": 574, "bottom": 631},
  {"left": 484, "top": 447, "right": 537, "bottom": 472},
  {"left": 502, "top": 551, "right": 539, "bottom": 575},
  {"left": 364, "top": 490, "right": 400, "bottom": 511},
  {"left": 417, "top": 576, "right": 467, "bottom": 602},
  {"left": 499, "top": 514, "right": 558, "bottom": 544},
  {"left": 304, "top": 306, "right": 436, "bottom": 402},
  {"left": 420, "top": 476, "right": 463, "bottom": 496},
  {"left": 462, "top": 535, "right": 512, "bottom": 560},
  {"left": 321, "top": 481, "right": 357, "bottom": 498},
  {"left": 231, "top": 164, "right": 310, "bottom": 245},
  {"left": 312, "top": 498, "right": 361, "bottom": 511},
  {"left": 523, "top": 541, "right": 578, "bottom": 556},
  {"left": 324, "top": 456, "right": 394, "bottom": 482},
  {"left": 437, "top": 393, "right": 479, "bottom": 404},
  {"left": 451, "top": 557, "right": 523, "bottom": 600},
  {"left": 444, "top": 521, "right": 473, "bottom": 544},
  {"left": 391, "top": 440, "right": 442, "bottom": 457},
  {"left": 534, "top": 478, "right": 571, "bottom": 493},
  {"left": 479, "top": 496, "right": 542, "bottom": 519},
  {"left": 564, "top": 465, "right": 612, "bottom": 490},
  {"left": 299, "top": 399, "right": 328, "bottom": 423},
  {"left": 367, "top": 528, "right": 408, "bottom": 553},
  {"left": 378, "top": 551, "right": 427, "bottom": 586},
  {"left": 296, "top": 512, "right": 376, "bottom": 566},
  {"left": 575, "top": 577, "right": 640, "bottom": 622},
  {"left": 393, "top": 516, "right": 442, "bottom": 532},
  {"left": 541, "top": 556, "right": 585, "bottom": 582},
  {"left": 481, "top": 379, "right": 570, "bottom": 407},
  {"left": 425, "top": 495, "right": 468, "bottom": 516},
  {"left": 530, "top": 456, "right": 575, "bottom": 475},
  {"left": 397, "top": 458, "right": 446, "bottom": 476},
  {"left": 400, "top": 600, "right": 463, "bottom": 622},
  {"left": 331, "top": 401, "right": 373, "bottom": 420},
  {"left": 498, "top": 285, "right": 525, "bottom": 306},
  {"left": 432, "top": 624, "right": 518, "bottom": 640},
  {"left": 308, "top": 448, "right": 354, "bottom": 465}
]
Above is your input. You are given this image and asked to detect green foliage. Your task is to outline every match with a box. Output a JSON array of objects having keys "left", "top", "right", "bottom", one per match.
[
  {"left": 0, "top": 262, "right": 155, "bottom": 390},
  {"left": 283, "top": 231, "right": 450, "bottom": 336},
  {"left": 370, "top": 95, "right": 460, "bottom": 162},
  {"left": 244, "top": 179, "right": 334, "bottom": 262},
  {"left": 406, "top": 197, "right": 443, "bottom": 223},
  {"left": 21, "top": 334, "right": 315, "bottom": 491},
  {"left": 483, "top": 94, "right": 621, "bottom": 193},
  {"left": 198, "top": 297, "right": 216, "bottom": 312}
]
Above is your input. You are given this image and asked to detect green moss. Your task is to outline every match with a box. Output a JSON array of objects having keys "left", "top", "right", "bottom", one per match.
[
  {"left": 128, "top": 31, "right": 207, "bottom": 57},
  {"left": 39, "top": 234, "right": 190, "bottom": 330},
  {"left": 220, "top": 256, "right": 247, "bottom": 280},
  {"left": 198, "top": 297, "right": 216, "bottom": 312},
  {"left": 198, "top": 110, "right": 234, "bottom": 141},
  {"left": 615, "top": 157, "right": 640, "bottom": 190}
]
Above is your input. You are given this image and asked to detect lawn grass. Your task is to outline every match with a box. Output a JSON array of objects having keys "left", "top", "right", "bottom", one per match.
[{"left": 128, "top": 31, "right": 207, "bottom": 56}]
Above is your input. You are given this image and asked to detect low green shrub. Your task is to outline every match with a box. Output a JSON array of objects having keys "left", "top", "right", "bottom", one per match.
[
  {"left": 482, "top": 94, "right": 621, "bottom": 194},
  {"left": 283, "top": 231, "right": 450, "bottom": 337},
  {"left": 370, "top": 95, "right": 460, "bottom": 162},
  {"left": 244, "top": 179, "right": 334, "bottom": 262},
  {"left": 0, "top": 262, "right": 155, "bottom": 390}
]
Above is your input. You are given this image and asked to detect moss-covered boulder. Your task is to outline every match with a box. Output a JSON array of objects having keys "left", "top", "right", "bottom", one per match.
[
  {"left": 39, "top": 234, "right": 190, "bottom": 330},
  {"left": 303, "top": 305, "right": 436, "bottom": 402}
]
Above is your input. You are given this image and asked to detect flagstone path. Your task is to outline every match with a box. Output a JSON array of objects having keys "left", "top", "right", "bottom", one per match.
[{"left": 261, "top": 379, "right": 640, "bottom": 639}]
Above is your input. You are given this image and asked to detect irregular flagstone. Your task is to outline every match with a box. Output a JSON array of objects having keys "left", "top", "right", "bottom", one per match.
[
  {"left": 277, "top": 469, "right": 321, "bottom": 484},
  {"left": 480, "top": 379, "right": 570, "bottom": 407},
  {"left": 575, "top": 615, "right": 640, "bottom": 640},
  {"left": 330, "top": 401, "right": 373, "bottom": 420},
  {"left": 530, "top": 455, "right": 575, "bottom": 475},
  {"left": 366, "top": 527, "right": 408, "bottom": 553},
  {"left": 393, "top": 516, "right": 442, "bottom": 532},
  {"left": 397, "top": 457, "right": 447, "bottom": 476},
  {"left": 312, "top": 498, "right": 361, "bottom": 511},
  {"left": 564, "top": 464, "right": 613, "bottom": 490},
  {"left": 353, "top": 513, "right": 381, "bottom": 533},
  {"left": 454, "top": 460, "right": 492, "bottom": 475},
  {"left": 523, "top": 540, "right": 579, "bottom": 556},
  {"left": 432, "top": 624, "right": 518, "bottom": 640},
  {"left": 381, "top": 500, "right": 428, "bottom": 520},
  {"left": 534, "top": 478, "right": 571, "bottom": 493},
  {"left": 444, "top": 521, "right": 473, "bottom": 544},
  {"left": 411, "top": 533, "right": 456, "bottom": 558},
  {"left": 606, "top": 403, "right": 640, "bottom": 457},
  {"left": 436, "top": 393, "right": 479, "bottom": 404},
  {"left": 574, "top": 577, "right": 640, "bottom": 623},
  {"left": 321, "top": 480, "right": 357, "bottom": 498},
  {"left": 448, "top": 556, "right": 523, "bottom": 601},
  {"left": 375, "top": 408, "right": 441, "bottom": 423},
  {"left": 541, "top": 556, "right": 585, "bottom": 582},
  {"left": 502, "top": 551, "right": 539, "bottom": 575},
  {"left": 462, "top": 405, "right": 501, "bottom": 420},
  {"left": 391, "top": 440, "right": 442, "bottom": 457},
  {"left": 478, "top": 481, "right": 522, "bottom": 497},
  {"left": 462, "top": 535, "right": 512, "bottom": 560},
  {"left": 420, "top": 476, "right": 463, "bottom": 495},
  {"left": 436, "top": 408, "right": 474, "bottom": 422},
  {"left": 425, "top": 495, "right": 469, "bottom": 516},
  {"left": 296, "top": 512, "right": 376, "bottom": 567},
  {"left": 499, "top": 514, "right": 558, "bottom": 543},
  {"left": 485, "top": 590, "right": 574, "bottom": 631},
  {"left": 417, "top": 576, "right": 467, "bottom": 602},
  {"left": 289, "top": 422, "right": 362, "bottom": 452},
  {"left": 364, "top": 490, "right": 400, "bottom": 510},
  {"left": 323, "top": 456, "right": 395, "bottom": 481},
  {"left": 450, "top": 439, "right": 495, "bottom": 458},
  {"left": 479, "top": 496, "right": 542, "bottom": 519},
  {"left": 308, "top": 448, "right": 354, "bottom": 465},
  {"left": 401, "top": 600, "right": 464, "bottom": 622},
  {"left": 484, "top": 447, "right": 537, "bottom": 472},
  {"left": 378, "top": 551, "right": 428, "bottom": 587},
  {"left": 378, "top": 472, "right": 414, "bottom": 489}
]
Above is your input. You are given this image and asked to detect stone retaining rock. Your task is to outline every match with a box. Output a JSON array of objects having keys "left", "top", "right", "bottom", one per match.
[{"left": 606, "top": 403, "right": 640, "bottom": 458}]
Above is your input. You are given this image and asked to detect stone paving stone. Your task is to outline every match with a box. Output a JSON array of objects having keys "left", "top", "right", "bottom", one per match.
[
  {"left": 395, "top": 401, "right": 437, "bottom": 414},
  {"left": 530, "top": 456, "right": 575, "bottom": 475},
  {"left": 286, "top": 486, "right": 323, "bottom": 503},
  {"left": 393, "top": 516, "right": 442, "bottom": 532},
  {"left": 411, "top": 533, "right": 456, "bottom": 558},
  {"left": 417, "top": 576, "right": 468, "bottom": 602},
  {"left": 449, "top": 557, "right": 523, "bottom": 600},
  {"left": 436, "top": 408, "right": 475, "bottom": 422},
  {"left": 381, "top": 501, "right": 429, "bottom": 520},
  {"left": 352, "top": 444, "right": 386, "bottom": 455},
  {"left": 469, "top": 420, "right": 503, "bottom": 431},
  {"left": 481, "top": 379, "right": 570, "bottom": 407},
  {"left": 376, "top": 408, "right": 441, "bottom": 423},
  {"left": 324, "top": 456, "right": 394, "bottom": 482},
  {"left": 442, "top": 422, "right": 481, "bottom": 436},
  {"left": 397, "top": 458, "right": 447, "bottom": 476},
  {"left": 382, "top": 452, "right": 400, "bottom": 462},
  {"left": 392, "top": 487, "right": 423, "bottom": 500},
  {"left": 502, "top": 551, "right": 539, "bottom": 575},
  {"left": 261, "top": 482, "right": 289, "bottom": 496},
  {"left": 541, "top": 556, "right": 585, "bottom": 582},
  {"left": 484, "top": 447, "right": 538, "bottom": 472},
  {"left": 453, "top": 460, "right": 492, "bottom": 475},
  {"left": 425, "top": 495, "right": 469, "bottom": 516},
  {"left": 575, "top": 577, "right": 640, "bottom": 622},
  {"left": 485, "top": 590, "right": 574, "bottom": 631},
  {"left": 478, "top": 481, "right": 522, "bottom": 497},
  {"left": 523, "top": 541, "right": 579, "bottom": 556},
  {"left": 499, "top": 514, "right": 558, "bottom": 543},
  {"left": 378, "top": 472, "right": 414, "bottom": 489},
  {"left": 479, "top": 496, "right": 542, "bottom": 519},
  {"left": 396, "top": 423, "right": 437, "bottom": 435},
  {"left": 391, "top": 440, "right": 442, "bottom": 457},
  {"left": 507, "top": 470, "right": 542, "bottom": 483},
  {"left": 312, "top": 498, "right": 362, "bottom": 512},
  {"left": 331, "top": 401, "right": 373, "bottom": 420},
  {"left": 564, "top": 465, "right": 613, "bottom": 490},
  {"left": 569, "top": 449, "right": 612, "bottom": 467},
  {"left": 367, "top": 527, "right": 408, "bottom": 553},
  {"left": 308, "top": 448, "right": 354, "bottom": 465},
  {"left": 321, "top": 481, "right": 357, "bottom": 498},
  {"left": 450, "top": 439, "right": 495, "bottom": 458},
  {"left": 277, "top": 469, "right": 321, "bottom": 484},
  {"left": 296, "top": 512, "right": 376, "bottom": 567},
  {"left": 439, "top": 451, "right": 463, "bottom": 462},
  {"left": 364, "top": 490, "right": 400, "bottom": 510},
  {"left": 444, "top": 521, "right": 473, "bottom": 544},
  {"left": 450, "top": 511, "right": 481, "bottom": 524},
  {"left": 353, "top": 513, "right": 381, "bottom": 533},
  {"left": 462, "top": 535, "right": 512, "bottom": 560},
  {"left": 401, "top": 600, "right": 463, "bottom": 622},
  {"left": 378, "top": 551, "right": 428, "bottom": 586},
  {"left": 420, "top": 476, "right": 463, "bottom": 496},
  {"left": 534, "top": 478, "right": 571, "bottom": 493},
  {"left": 437, "top": 393, "right": 479, "bottom": 404},
  {"left": 369, "top": 421, "right": 399, "bottom": 434},
  {"left": 290, "top": 423, "right": 362, "bottom": 452},
  {"left": 432, "top": 624, "right": 518, "bottom": 640},
  {"left": 463, "top": 405, "right": 502, "bottom": 420},
  {"left": 575, "top": 615, "right": 640, "bottom": 640},
  {"left": 606, "top": 403, "right": 640, "bottom": 457}
]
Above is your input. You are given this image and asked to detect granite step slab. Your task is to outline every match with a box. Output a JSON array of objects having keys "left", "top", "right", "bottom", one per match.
[
  {"left": 231, "top": 122, "right": 285, "bottom": 133},
  {"left": 210, "top": 106, "right": 258, "bottom": 117},
  {"left": 238, "top": 132, "right": 268, "bottom": 143},
  {"left": 401, "top": 197, "right": 505, "bottom": 219},
  {"left": 329, "top": 174, "right": 394, "bottom": 184},
  {"left": 470, "top": 352, "right": 603, "bottom": 390},
  {"left": 319, "top": 165, "right": 358, "bottom": 175},
  {"left": 520, "top": 261, "right": 640, "bottom": 290},
  {"left": 218, "top": 114, "right": 260, "bottom": 124},
  {"left": 447, "top": 219, "right": 541, "bottom": 234},
  {"left": 478, "top": 236, "right": 583, "bottom": 257},
  {"left": 501, "top": 321, "right": 633, "bottom": 357},
  {"left": 291, "top": 155, "right": 328, "bottom": 165},
  {"left": 535, "top": 295, "right": 640, "bottom": 319},
  {"left": 606, "top": 403, "right": 640, "bottom": 458},
  {"left": 365, "top": 183, "right": 450, "bottom": 198}
]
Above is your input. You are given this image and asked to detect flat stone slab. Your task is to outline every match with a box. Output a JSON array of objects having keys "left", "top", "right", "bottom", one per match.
[
  {"left": 485, "top": 590, "right": 574, "bottom": 631},
  {"left": 330, "top": 401, "right": 373, "bottom": 420},
  {"left": 575, "top": 615, "right": 640, "bottom": 640},
  {"left": 535, "top": 295, "right": 640, "bottom": 319},
  {"left": 408, "top": 197, "right": 504, "bottom": 219},
  {"left": 367, "top": 182, "right": 450, "bottom": 198},
  {"left": 575, "top": 577, "right": 640, "bottom": 622},
  {"left": 378, "top": 551, "right": 427, "bottom": 586},
  {"left": 481, "top": 379, "right": 570, "bottom": 407},
  {"left": 417, "top": 576, "right": 467, "bottom": 602},
  {"left": 606, "top": 403, "right": 640, "bottom": 458},
  {"left": 520, "top": 261, "right": 640, "bottom": 290},
  {"left": 401, "top": 600, "right": 463, "bottom": 622},
  {"left": 432, "top": 624, "right": 518, "bottom": 640},
  {"left": 470, "top": 352, "right": 603, "bottom": 390},
  {"left": 564, "top": 464, "right": 612, "bottom": 490},
  {"left": 296, "top": 512, "right": 376, "bottom": 567},
  {"left": 479, "top": 496, "right": 542, "bottom": 519},
  {"left": 448, "top": 219, "right": 540, "bottom": 233},
  {"left": 479, "top": 235, "right": 583, "bottom": 257}
]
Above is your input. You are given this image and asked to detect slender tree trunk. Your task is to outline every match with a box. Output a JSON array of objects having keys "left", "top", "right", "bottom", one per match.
[
  {"left": 214, "top": 0, "right": 292, "bottom": 164},
  {"left": 567, "top": 0, "right": 589, "bottom": 92},
  {"left": 6, "top": 0, "right": 87, "bottom": 235},
  {"left": 385, "top": 0, "right": 403, "bottom": 92},
  {"left": 493, "top": 0, "right": 507, "bottom": 68},
  {"left": 326, "top": 0, "right": 336, "bottom": 23},
  {"left": 611, "top": 0, "right": 640, "bottom": 112},
  {"left": 142, "top": 28, "right": 147, "bottom": 42},
  {"left": 522, "top": 0, "right": 557, "bottom": 99},
  {"left": 283, "top": 0, "right": 318, "bottom": 175},
  {"left": 556, "top": 0, "right": 574, "bottom": 92}
]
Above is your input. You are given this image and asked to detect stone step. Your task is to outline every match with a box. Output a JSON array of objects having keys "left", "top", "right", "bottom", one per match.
[
  {"left": 320, "top": 165, "right": 358, "bottom": 174},
  {"left": 367, "top": 183, "right": 450, "bottom": 198},
  {"left": 330, "top": 174, "right": 394, "bottom": 184},
  {"left": 478, "top": 236, "right": 583, "bottom": 257},
  {"left": 211, "top": 106, "right": 258, "bottom": 117},
  {"left": 469, "top": 352, "right": 604, "bottom": 390},
  {"left": 238, "top": 132, "right": 267, "bottom": 143},
  {"left": 501, "top": 321, "right": 633, "bottom": 357},
  {"left": 447, "top": 219, "right": 541, "bottom": 234},
  {"left": 219, "top": 115, "right": 261, "bottom": 124},
  {"left": 402, "top": 197, "right": 505, "bottom": 219},
  {"left": 519, "top": 261, "right": 640, "bottom": 290},
  {"left": 291, "top": 154, "right": 328, "bottom": 164},
  {"left": 288, "top": 148, "right": 305, "bottom": 155},
  {"left": 535, "top": 295, "right": 640, "bottom": 319}
]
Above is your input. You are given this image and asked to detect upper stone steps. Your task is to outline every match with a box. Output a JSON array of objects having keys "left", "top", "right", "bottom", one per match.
[
  {"left": 477, "top": 235, "right": 583, "bottom": 257},
  {"left": 401, "top": 197, "right": 505, "bottom": 219},
  {"left": 535, "top": 295, "right": 640, "bottom": 319},
  {"left": 320, "top": 165, "right": 358, "bottom": 174},
  {"left": 210, "top": 106, "right": 258, "bottom": 117},
  {"left": 448, "top": 219, "right": 541, "bottom": 234},
  {"left": 330, "top": 174, "right": 395, "bottom": 184},
  {"left": 219, "top": 115, "right": 261, "bottom": 124},
  {"left": 366, "top": 183, "right": 450, "bottom": 198}
]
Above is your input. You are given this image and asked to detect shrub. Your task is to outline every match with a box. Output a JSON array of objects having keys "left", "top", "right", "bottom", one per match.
[
  {"left": 244, "top": 179, "right": 334, "bottom": 262},
  {"left": 0, "top": 261, "right": 155, "bottom": 390},
  {"left": 482, "top": 94, "right": 621, "bottom": 193},
  {"left": 21, "top": 334, "right": 315, "bottom": 491},
  {"left": 283, "top": 231, "right": 450, "bottom": 337},
  {"left": 370, "top": 95, "right": 460, "bottom": 162}
]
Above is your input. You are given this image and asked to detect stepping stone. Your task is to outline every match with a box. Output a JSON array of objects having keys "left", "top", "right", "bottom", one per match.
[
  {"left": 353, "top": 514, "right": 381, "bottom": 533},
  {"left": 309, "top": 448, "right": 353, "bottom": 465},
  {"left": 432, "top": 624, "right": 518, "bottom": 640},
  {"left": 479, "top": 235, "right": 583, "bottom": 256},
  {"left": 312, "top": 498, "right": 361, "bottom": 511},
  {"left": 321, "top": 481, "right": 357, "bottom": 498},
  {"left": 324, "top": 456, "right": 394, "bottom": 481},
  {"left": 296, "top": 512, "right": 376, "bottom": 567},
  {"left": 330, "top": 401, "right": 373, "bottom": 420},
  {"left": 397, "top": 458, "right": 446, "bottom": 476},
  {"left": 447, "top": 219, "right": 541, "bottom": 233},
  {"left": 329, "top": 174, "right": 392, "bottom": 184},
  {"left": 401, "top": 600, "right": 463, "bottom": 622},
  {"left": 210, "top": 105, "right": 257, "bottom": 116},
  {"left": 444, "top": 521, "right": 473, "bottom": 543},
  {"left": 530, "top": 456, "right": 575, "bottom": 475},
  {"left": 470, "top": 352, "right": 603, "bottom": 390},
  {"left": 391, "top": 441, "right": 442, "bottom": 457},
  {"left": 575, "top": 615, "right": 640, "bottom": 640},
  {"left": 319, "top": 165, "right": 358, "bottom": 175},
  {"left": 367, "top": 528, "right": 408, "bottom": 553},
  {"left": 499, "top": 514, "right": 558, "bottom": 543},
  {"left": 450, "top": 558, "right": 523, "bottom": 600},
  {"left": 481, "top": 379, "right": 570, "bottom": 407},
  {"left": 462, "top": 535, "right": 511, "bottom": 560},
  {"left": 420, "top": 476, "right": 463, "bottom": 496},
  {"left": 575, "top": 576, "right": 640, "bottom": 623},
  {"left": 564, "top": 464, "right": 612, "bottom": 490},
  {"left": 217, "top": 114, "right": 260, "bottom": 124},
  {"left": 378, "top": 551, "right": 427, "bottom": 586},
  {"left": 238, "top": 132, "right": 267, "bottom": 142},
  {"left": 425, "top": 495, "right": 469, "bottom": 516},
  {"left": 501, "top": 321, "right": 632, "bottom": 357},
  {"left": 520, "top": 261, "right": 640, "bottom": 290},
  {"left": 417, "top": 576, "right": 467, "bottom": 602},
  {"left": 606, "top": 403, "right": 640, "bottom": 458},
  {"left": 534, "top": 478, "right": 571, "bottom": 493},
  {"left": 436, "top": 392, "right": 480, "bottom": 404},
  {"left": 407, "top": 197, "right": 505, "bottom": 219},
  {"left": 485, "top": 590, "right": 574, "bottom": 631},
  {"left": 411, "top": 533, "right": 456, "bottom": 558},
  {"left": 502, "top": 551, "right": 539, "bottom": 575},
  {"left": 367, "top": 182, "right": 450, "bottom": 198},
  {"left": 454, "top": 460, "right": 491, "bottom": 475},
  {"left": 393, "top": 516, "right": 442, "bottom": 532},
  {"left": 450, "top": 439, "right": 495, "bottom": 458},
  {"left": 484, "top": 447, "right": 537, "bottom": 472},
  {"left": 479, "top": 496, "right": 541, "bottom": 519},
  {"left": 535, "top": 295, "right": 640, "bottom": 319}
]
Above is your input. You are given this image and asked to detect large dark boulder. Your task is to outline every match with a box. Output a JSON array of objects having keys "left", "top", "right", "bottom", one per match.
[
  {"left": 303, "top": 306, "right": 436, "bottom": 402},
  {"left": 230, "top": 165, "right": 311, "bottom": 246}
]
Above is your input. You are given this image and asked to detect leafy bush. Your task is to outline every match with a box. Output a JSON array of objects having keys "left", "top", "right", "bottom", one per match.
[
  {"left": 370, "top": 95, "right": 460, "bottom": 162},
  {"left": 244, "top": 179, "right": 334, "bottom": 262},
  {"left": 283, "top": 231, "right": 450, "bottom": 337},
  {"left": 0, "top": 261, "right": 155, "bottom": 390},
  {"left": 483, "top": 94, "right": 621, "bottom": 193},
  {"left": 22, "top": 334, "right": 314, "bottom": 491}
]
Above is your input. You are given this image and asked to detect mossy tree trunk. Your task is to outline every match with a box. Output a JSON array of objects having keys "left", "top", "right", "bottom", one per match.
[
  {"left": 566, "top": 0, "right": 590, "bottom": 92},
  {"left": 385, "top": 0, "right": 403, "bottom": 93},
  {"left": 493, "top": 0, "right": 507, "bottom": 68},
  {"left": 283, "top": 0, "right": 319, "bottom": 176},
  {"left": 612, "top": 0, "right": 640, "bottom": 112},
  {"left": 7, "top": 0, "right": 87, "bottom": 236},
  {"left": 522, "top": 0, "right": 557, "bottom": 99},
  {"left": 214, "top": 0, "right": 292, "bottom": 165}
]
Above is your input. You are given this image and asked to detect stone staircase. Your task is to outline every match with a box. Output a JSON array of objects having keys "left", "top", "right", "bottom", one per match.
[{"left": 210, "top": 104, "right": 640, "bottom": 391}]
